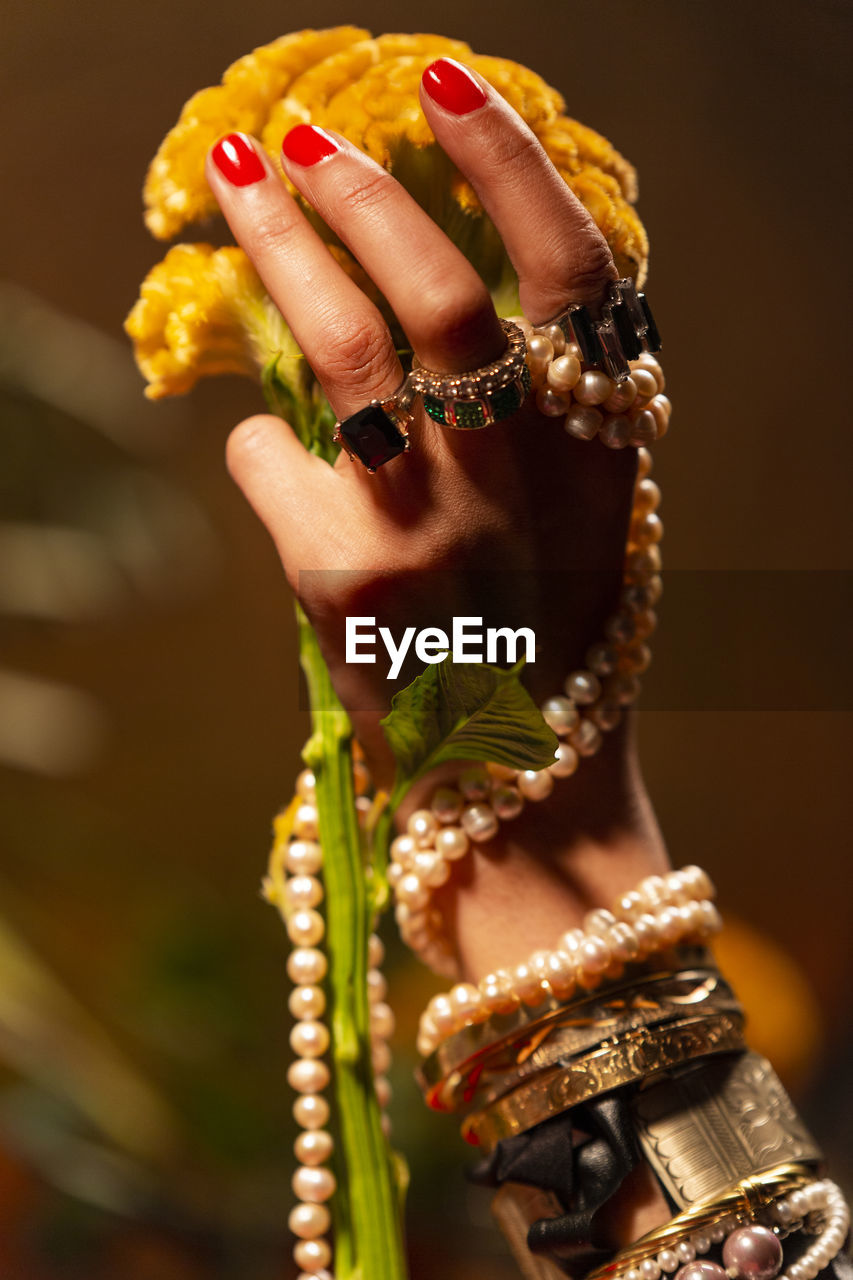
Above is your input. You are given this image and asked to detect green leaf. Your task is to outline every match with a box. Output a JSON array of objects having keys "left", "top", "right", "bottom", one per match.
[{"left": 381, "top": 657, "right": 558, "bottom": 798}]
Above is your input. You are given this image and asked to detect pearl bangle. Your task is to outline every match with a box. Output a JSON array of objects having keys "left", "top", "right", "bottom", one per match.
[
  {"left": 392, "top": 444, "right": 664, "bottom": 977},
  {"left": 514, "top": 311, "right": 672, "bottom": 447},
  {"left": 415, "top": 865, "right": 719, "bottom": 1057}
]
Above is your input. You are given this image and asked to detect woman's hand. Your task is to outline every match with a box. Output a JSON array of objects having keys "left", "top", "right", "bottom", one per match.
[{"left": 205, "top": 58, "right": 637, "bottom": 773}]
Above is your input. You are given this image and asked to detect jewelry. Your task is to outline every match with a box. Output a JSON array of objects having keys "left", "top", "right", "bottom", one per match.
[
  {"left": 419, "top": 966, "right": 739, "bottom": 1112},
  {"left": 409, "top": 318, "right": 531, "bottom": 428},
  {"left": 583, "top": 1166, "right": 847, "bottom": 1280},
  {"left": 463, "top": 1011, "right": 747, "bottom": 1150},
  {"left": 333, "top": 379, "right": 416, "bottom": 472},
  {"left": 263, "top": 769, "right": 393, "bottom": 1279},
  {"left": 414, "top": 865, "right": 719, "bottom": 1058},
  {"left": 631, "top": 1052, "right": 824, "bottom": 1211},
  {"left": 392, "top": 445, "right": 664, "bottom": 977},
  {"left": 543, "top": 276, "right": 661, "bottom": 382}
]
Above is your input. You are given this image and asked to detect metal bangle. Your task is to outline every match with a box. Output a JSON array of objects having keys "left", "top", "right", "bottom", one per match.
[
  {"left": 545, "top": 276, "right": 661, "bottom": 383},
  {"left": 462, "top": 1011, "right": 747, "bottom": 1151}
]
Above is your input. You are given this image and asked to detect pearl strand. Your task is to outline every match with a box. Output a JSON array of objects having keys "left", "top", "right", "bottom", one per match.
[
  {"left": 416, "top": 866, "right": 719, "bottom": 1057},
  {"left": 270, "top": 769, "right": 394, "bottom": 1280},
  {"left": 772, "top": 1180, "right": 850, "bottom": 1280},
  {"left": 515, "top": 313, "right": 672, "bottom": 447},
  {"left": 390, "top": 446, "right": 663, "bottom": 976}
]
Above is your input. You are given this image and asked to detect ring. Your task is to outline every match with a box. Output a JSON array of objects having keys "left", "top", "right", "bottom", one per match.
[
  {"left": 546, "top": 277, "right": 661, "bottom": 383},
  {"left": 410, "top": 319, "right": 531, "bottom": 429},
  {"left": 333, "top": 380, "right": 417, "bottom": 472}
]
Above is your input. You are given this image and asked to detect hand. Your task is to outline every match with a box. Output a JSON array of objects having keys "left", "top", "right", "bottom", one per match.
[{"left": 206, "top": 57, "right": 638, "bottom": 775}]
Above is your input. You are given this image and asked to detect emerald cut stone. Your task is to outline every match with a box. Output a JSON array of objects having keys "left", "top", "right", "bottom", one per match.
[{"left": 339, "top": 404, "right": 407, "bottom": 470}]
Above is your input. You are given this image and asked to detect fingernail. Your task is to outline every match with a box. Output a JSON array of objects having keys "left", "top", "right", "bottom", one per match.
[
  {"left": 422, "top": 58, "right": 487, "bottom": 115},
  {"left": 282, "top": 124, "right": 340, "bottom": 167},
  {"left": 211, "top": 133, "right": 266, "bottom": 186}
]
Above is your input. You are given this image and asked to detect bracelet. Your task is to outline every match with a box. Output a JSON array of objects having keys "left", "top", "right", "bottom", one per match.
[
  {"left": 462, "top": 1012, "right": 747, "bottom": 1150},
  {"left": 418, "top": 964, "right": 739, "bottom": 1113},
  {"left": 415, "top": 865, "right": 720, "bottom": 1057},
  {"left": 392, "top": 443, "right": 664, "bottom": 977}
]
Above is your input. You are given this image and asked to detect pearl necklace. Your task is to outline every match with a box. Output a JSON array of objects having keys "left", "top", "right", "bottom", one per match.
[
  {"left": 264, "top": 772, "right": 393, "bottom": 1280},
  {"left": 391, "top": 441, "right": 663, "bottom": 977}
]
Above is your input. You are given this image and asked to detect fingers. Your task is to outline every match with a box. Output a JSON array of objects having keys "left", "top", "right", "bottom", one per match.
[
  {"left": 419, "top": 58, "right": 617, "bottom": 324},
  {"left": 206, "top": 133, "right": 403, "bottom": 421},
  {"left": 279, "top": 125, "right": 505, "bottom": 374}
]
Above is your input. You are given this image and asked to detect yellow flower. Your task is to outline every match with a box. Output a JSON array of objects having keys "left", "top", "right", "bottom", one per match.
[{"left": 130, "top": 27, "right": 649, "bottom": 400}]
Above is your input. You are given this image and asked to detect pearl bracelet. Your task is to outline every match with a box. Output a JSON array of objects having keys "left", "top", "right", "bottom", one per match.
[
  {"left": 514, "top": 312, "right": 672, "bottom": 447},
  {"left": 391, "top": 444, "right": 664, "bottom": 977},
  {"left": 263, "top": 774, "right": 393, "bottom": 1280},
  {"left": 416, "top": 865, "right": 720, "bottom": 1058}
]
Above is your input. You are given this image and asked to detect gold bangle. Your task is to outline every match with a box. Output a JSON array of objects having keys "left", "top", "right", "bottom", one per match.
[
  {"left": 584, "top": 1162, "right": 817, "bottom": 1280},
  {"left": 420, "top": 965, "right": 740, "bottom": 1114},
  {"left": 463, "top": 1012, "right": 746, "bottom": 1150}
]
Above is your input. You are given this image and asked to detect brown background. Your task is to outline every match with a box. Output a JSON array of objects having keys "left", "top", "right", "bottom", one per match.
[{"left": 1, "top": 1, "right": 851, "bottom": 1277}]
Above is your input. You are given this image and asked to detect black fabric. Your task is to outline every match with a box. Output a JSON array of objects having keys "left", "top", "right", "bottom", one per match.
[{"left": 470, "top": 1093, "right": 642, "bottom": 1276}]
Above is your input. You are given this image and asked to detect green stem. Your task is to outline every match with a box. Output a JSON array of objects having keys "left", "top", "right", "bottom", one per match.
[{"left": 298, "top": 605, "right": 406, "bottom": 1280}]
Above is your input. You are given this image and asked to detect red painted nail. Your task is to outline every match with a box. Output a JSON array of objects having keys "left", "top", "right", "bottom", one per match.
[
  {"left": 211, "top": 133, "right": 266, "bottom": 186},
  {"left": 282, "top": 124, "right": 340, "bottom": 166},
  {"left": 422, "top": 58, "right": 487, "bottom": 115}
]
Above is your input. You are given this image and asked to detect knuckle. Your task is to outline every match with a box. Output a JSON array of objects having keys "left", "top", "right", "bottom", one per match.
[
  {"left": 336, "top": 167, "right": 397, "bottom": 217},
  {"left": 323, "top": 315, "right": 396, "bottom": 392},
  {"left": 247, "top": 208, "right": 301, "bottom": 261},
  {"left": 418, "top": 286, "right": 495, "bottom": 351}
]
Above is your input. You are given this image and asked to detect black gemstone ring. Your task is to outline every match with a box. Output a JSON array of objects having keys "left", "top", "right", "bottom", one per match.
[
  {"left": 409, "top": 319, "right": 530, "bottom": 430},
  {"left": 333, "top": 380, "right": 416, "bottom": 472},
  {"left": 546, "top": 277, "right": 661, "bottom": 383}
]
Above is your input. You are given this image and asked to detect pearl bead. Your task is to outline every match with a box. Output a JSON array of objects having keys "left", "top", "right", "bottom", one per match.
[
  {"left": 722, "top": 1226, "right": 783, "bottom": 1280},
  {"left": 290, "top": 1021, "right": 330, "bottom": 1059},
  {"left": 367, "top": 968, "right": 387, "bottom": 1003},
  {"left": 681, "top": 865, "right": 713, "bottom": 899},
  {"left": 599, "top": 413, "right": 632, "bottom": 449},
  {"left": 636, "top": 446, "right": 653, "bottom": 478},
  {"left": 633, "top": 352, "right": 665, "bottom": 390},
  {"left": 570, "top": 718, "right": 603, "bottom": 757},
  {"left": 527, "top": 334, "right": 554, "bottom": 372},
  {"left": 285, "top": 875, "right": 324, "bottom": 910},
  {"left": 296, "top": 769, "right": 316, "bottom": 800},
  {"left": 541, "top": 694, "right": 580, "bottom": 736},
  {"left": 693, "top": 1234, "right": 712, "bottom": 1255},
  {"left": 407, "top": 809, "right": 438, "bottom": 845},
  {"left": 578, "top": 935, "right": 612, "bottom": 982},
  {"left": 540, "top": 323, "right": 566, "bottom": 354},
  {"left": 374, "top": 1076, "right": 392, "bottom": 1108},
  {"left": 285, "top": 840, "right": 323, "bottom": 875},
  {"left": 288, "top": 1059, "right": 330, "bottom": 1094},
  {"left": 295, "top": 1129, "right": 333, "bottom": 1166},
  {"left": 390, "top": 834, "right": 416, "bottom": 864},
  {"left": 658, "top": 1250, "right": 680, "bottom": 1273},
  {"left": 546, "top": 353, "right": 581, "bottom": 390},
  {"left": 459, "top": 766, "right": 491, "bottom": 801},
  {"left": 564, "top": 404, "right": 603, "bottom": 440},
  {"left": 412, "top": 849, "right": 448, "bottom": 886},
  {"left": 397, "top": 872, "right": 429, "bottom": 910},
  {"left": 293, "top": 1094, "right": 330, "bottom": 1130},
  {"left": 370, "top": 1001, "right": 395, "bottom": 1039},
  {"left": 431, "top": 787, "right": 463, "bottom": 823},
  {"left": 650, "top": 394, "right": 672, "bottom": 436},
  {"left": 574, "top": 370, "right": 614, "bottom": 405},
  {"left": 372, "top": 1040, "right": 392, "bottom": 1073},
  {"left": 288, "top": 1201, "right": 331, "bottom": 1239},
  {"left": 287, "top": 909, "right": 325, "bottom": 947},
  {"left": 428, "top": 993, "right": 456, "bottom": 1034},
  {"left": 629, "top": 409, "right": 658, "bottom": 446},
  {"left": 293, "top": 1165, "right": 336, "bottom": 1203},
  {"left": 588, "top": 698, "right": 622, "bottom": 731},
  {"left": 518, "top": 768, "right": 554, "bottom": 801},
  {"left": 550, "top": 742, "right": 579, "bottom": 777},
  {"left": 491, "top": 784, "right": 524, "bottom": 820},
  {"left": 460, "top": 803, "right": 499, "bottom": 843},
  {"left": 584, "top": 908, "right": 617, "bottom": 936},
  {"left": 435, "top": 825, "right": 469, "bottom": 860},
  {"left": 294, "top": 1238, "right": 332, "bottom": 1272},
  {"left": 630, "top": 368, "right": 658, "bottom": 400},
  {"left": 632, "top": 608, "right": 658, "bottom": 638},
  {"left": 602, "top": 378, "right": 638, "bottom": 413},
  {"left": 537, "top": 386, "right": 571, "bottom": 416},
  {"left": 628, "top": 1270, "right": 642, "bottom": 1280},
  {"left": 450, "top": 982, "right": 487, "bottom": 1023},
  {"left": 586, "top": 641, "right": 619, "bottom": 676},
  {"left": 564, "top": 670, "right": 601, "bottom": 704},
  {"left": 604, "top": 611, "right": 636, "bottom": 643},
  {"left": 543, "top": 950, "right": 576, "bottom": 999},
  {"left": 293, "top": 804, "right": 319, "bottom": 840},
  {"left": 511, "top": 961, "right": 546, "bottom": 1006},
  {"left": 387, "top": 861, "right": 405, "bottom": 888},
  {"left": 287, "top": 948, "right": 328, "bottom": 985},
  {"left": 606, "top": 672, "right": 641, "bottom": 705},
  {"left": 676, "top": 1242, "right": 696, "bottom": 1264},
  {"left": 609, "top": 922, "right": 640, "bottom": 962},
  {"left": 631, "top": 512, "right": 664, "bottom": 547},
  {"left": 674, "top": 1265, "right": 727, "bottom": 1280},
  {"left": 635, "top": 478, "right": 662, "bottom": 513},
  {"left": 289, "top": 985, "right": 326, "bottom": 1021},
  {"left": 641, "top": 1260, "right": 662, "bottom": 1280},
  {"left": 507, "top": 314, "right": 534, "bottom": 341},
  {"left": 480, "top": 970, "right": 520, "bottom": 1014},
  {"left": 655, "top": 905, "right": 683, "bottom": 946}
]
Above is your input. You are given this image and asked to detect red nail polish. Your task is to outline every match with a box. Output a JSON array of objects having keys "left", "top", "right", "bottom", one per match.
[
  {"left": 281, "top": 124, "right": 340, "bottom": 166},
  {"left": 422, "top": 58, "right": 487, "bottom": 115},
  {"left": 211, "top": 133, "right": 266, "bottom": 186}
]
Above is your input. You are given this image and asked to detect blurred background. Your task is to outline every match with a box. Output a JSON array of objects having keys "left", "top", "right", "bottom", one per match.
[{"left": 1, "top": 1, "right": 851, "bottom": 1277}]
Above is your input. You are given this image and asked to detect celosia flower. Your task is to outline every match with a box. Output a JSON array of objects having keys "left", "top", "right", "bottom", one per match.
[{"left": 129, "top": 27, "right": 649, "bottom": 403}]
